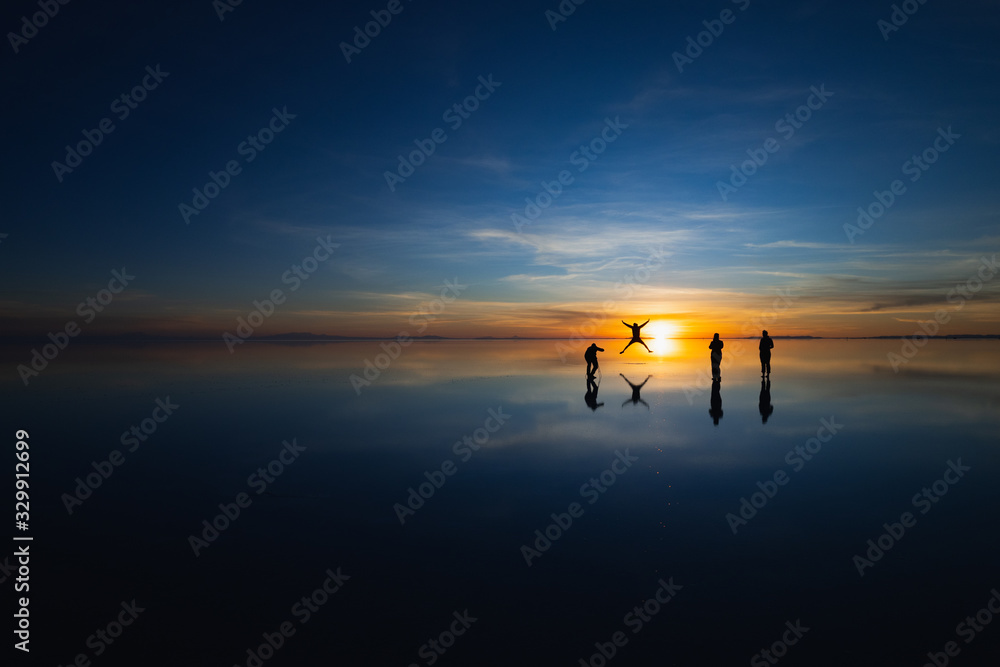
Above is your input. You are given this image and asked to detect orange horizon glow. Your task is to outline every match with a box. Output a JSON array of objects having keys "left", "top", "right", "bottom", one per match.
[{"left": 5, "top": 302, "right": 999, "bottom": 340}]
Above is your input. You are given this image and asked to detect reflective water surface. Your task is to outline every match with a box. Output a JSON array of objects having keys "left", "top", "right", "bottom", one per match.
[{"left": 5, "top": 339, "right": 1000, "bottom": 665}]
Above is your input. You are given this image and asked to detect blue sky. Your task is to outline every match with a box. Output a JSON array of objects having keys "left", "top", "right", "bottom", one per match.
[{"left": 2, "top": 0, "right": 998, "bottom": 337}]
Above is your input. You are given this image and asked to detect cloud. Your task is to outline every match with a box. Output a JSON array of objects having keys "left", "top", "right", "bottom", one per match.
[{"left": 744, "top": 240, "right": 853, "bottom": 250}]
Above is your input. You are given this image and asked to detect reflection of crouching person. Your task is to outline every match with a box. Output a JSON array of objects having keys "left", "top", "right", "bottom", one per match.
[{"left": 585, "top": 344, "right": 604, "bottom": 376}]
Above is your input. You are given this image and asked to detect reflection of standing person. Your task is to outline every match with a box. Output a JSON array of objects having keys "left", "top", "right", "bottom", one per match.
[
  {"left": 709, "top": 333, "right": 724, "bottom": 380},
  {"left": 759, "top": 330, "right": 774, "bottom": 376},
  {"left": 709, "top": 379, "right": 723, "bottom": 425},
  {"left": 759, "top": 378, "right": 773, "bottom": 424},
  {"left": 584, "top": 343, "right": 604, "bottom": 376},
  {"left": 620, "top": 320, "right": 652, "bottom": 354}
]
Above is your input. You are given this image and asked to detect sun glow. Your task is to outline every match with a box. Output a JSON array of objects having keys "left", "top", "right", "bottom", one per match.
[{"left": 645, "top": 321, "right": 681, "bottom": 356}]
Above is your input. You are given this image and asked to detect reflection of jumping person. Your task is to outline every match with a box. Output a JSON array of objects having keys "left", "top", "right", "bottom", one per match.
[
  {"left": 759, "top": 330, "right": 774, "bottom": 376},
  {"left": 584, "top": 343, "right": 604, "bottom": 376},
  {"left": 620, "top": 373, "right": 651, "bottom": 409},
  {"left": 709, "top": 333, "right": 724, "bottom": 380},
  {"left": 620, "top": 320, "right": 651, "bottom": 354}
]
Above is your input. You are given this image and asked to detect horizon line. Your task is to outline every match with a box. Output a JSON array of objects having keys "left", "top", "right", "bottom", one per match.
[{"left": 3, "top": 332, "right": 999, "bottom": 343}]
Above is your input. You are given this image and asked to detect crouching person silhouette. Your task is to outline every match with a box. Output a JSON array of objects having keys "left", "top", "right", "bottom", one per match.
[{"left": 585, "top": 343, "right": 604, "bottom": 376}]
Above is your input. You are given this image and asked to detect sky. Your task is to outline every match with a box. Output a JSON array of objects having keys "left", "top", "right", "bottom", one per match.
[{"left": 2, "top": 0, "right": 999, "bottom": 339}]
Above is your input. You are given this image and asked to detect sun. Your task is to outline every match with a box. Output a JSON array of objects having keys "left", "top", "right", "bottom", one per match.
[
  {"left": 647, "top": 322, "right": 678, "bottom": 340},
  {"left": 645, "top": 321, "right": 681, "bottom": 356}
]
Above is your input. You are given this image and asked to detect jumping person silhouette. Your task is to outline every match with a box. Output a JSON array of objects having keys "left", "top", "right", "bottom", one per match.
[
  {"left": 585, "top": 343, "right": 604, "bottom": 376},
  {"left": 620, "top": 319, "right": 652, "bottom": 354}
]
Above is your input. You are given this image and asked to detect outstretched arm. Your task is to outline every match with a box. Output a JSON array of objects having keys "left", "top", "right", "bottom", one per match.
[
  {"left": 639, "top": 319, "right": 649, "bottom": 328},
  {"left": 621, "top": 320, "right": 629, "bottom": 328},
  {"left": 596, "top": 346, "right": 604, "bottom": 352}
]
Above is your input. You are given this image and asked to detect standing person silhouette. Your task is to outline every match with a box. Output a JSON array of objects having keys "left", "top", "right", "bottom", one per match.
[
  {"left": 584, "top": 343, "right": 604, "bottom": 376},
  {"left": 759, "top": 330, "right": 774, "bottom": 376},
  {"left": 620, "top": 319, "right": 651, "bottom": 354},
  {"left": 709, "top": 333, "right": 724, "bottom": 380}
]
